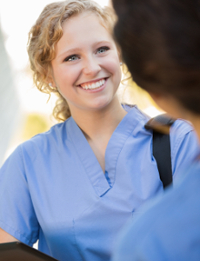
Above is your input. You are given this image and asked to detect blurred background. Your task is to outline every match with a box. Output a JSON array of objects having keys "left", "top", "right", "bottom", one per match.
[{"left": 0, "top": 0, "right": 162, "bottom": 167}]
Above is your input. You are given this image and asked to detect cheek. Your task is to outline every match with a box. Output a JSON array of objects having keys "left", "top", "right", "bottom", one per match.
[
  {"left": 113, "top": 62, "right": 122, "bottom": 84},
  {"left": 54, "top": 66, "right": 77, "bottom": 87},
  {"left": 106, "top": 58, "right": 121, "bottom": 79}
]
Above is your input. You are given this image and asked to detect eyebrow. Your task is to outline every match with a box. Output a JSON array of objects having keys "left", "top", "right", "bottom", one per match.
[
  {"left": 57, "top": 41, "right": 112, "bottom": 59},
  {"left": 57, "top": 48, "right": 82, "bottom": 59}
]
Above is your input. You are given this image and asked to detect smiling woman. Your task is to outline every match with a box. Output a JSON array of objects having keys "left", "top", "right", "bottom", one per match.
[
  {"left": 27, "top": 0, "right": 116, "bottom": 122},
  {"left": 0, "top": 1, "right": 199, "bottom": 261},
  {"left": 51, "top": 11, "right": 121, "bottom": 116}
]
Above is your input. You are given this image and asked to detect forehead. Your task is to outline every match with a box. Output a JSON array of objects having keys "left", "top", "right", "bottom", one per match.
[
  {"left": 61, "top": 11, "right": 112, "bottom": 40},
  {"left": 53, "top": 11, "right": 116, "bottom": 58}
]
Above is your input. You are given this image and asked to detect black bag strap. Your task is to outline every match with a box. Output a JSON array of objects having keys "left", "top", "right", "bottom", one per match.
[{"left": 145, "top": 114, "right": 175, "bottom": 188}]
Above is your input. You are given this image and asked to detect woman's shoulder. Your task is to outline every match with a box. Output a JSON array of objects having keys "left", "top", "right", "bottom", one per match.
[
  {"left": 122, "top": 104, "right": 150, "bottom": 127},
  {"left": 0, "top": 118, "right": 73, "bottom": 174},
  {"left": 28, "top": 120, "right": 67, "bottom": 142},
  {"left": 123, "top": 104, "right": 195, "bottom": 138},
  {"left": 16, "top": 119, "right": 72, "bottom": 156},
  {"left": 171, "top": 118, "right": 194, "bottom": 134},
  {"left": 170, "top": 118, "right": 198, "bottom": 154}
]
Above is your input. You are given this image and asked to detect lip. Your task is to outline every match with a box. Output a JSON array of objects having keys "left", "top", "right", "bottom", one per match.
[
  {"left": 78, "top": 77, "right": 108, "bottom": 93},
  {"left": 78, "top": 77, "right": 107, "bottom": 86}
]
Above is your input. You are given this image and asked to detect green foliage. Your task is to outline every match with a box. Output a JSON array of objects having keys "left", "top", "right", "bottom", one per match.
[{"left": 22, "top": 113, "right": 51, "bottom": 140}]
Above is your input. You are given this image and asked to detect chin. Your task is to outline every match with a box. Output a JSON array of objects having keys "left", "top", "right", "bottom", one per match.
[{"left": 88, "top": 97, "right": 114, "bottom": 110}]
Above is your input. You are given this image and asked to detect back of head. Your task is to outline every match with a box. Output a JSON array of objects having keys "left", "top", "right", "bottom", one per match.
[
  {"left": 113, "top": 0, "right": 200, "bottom": 114},
  {"left": 27, "top": 0, "right": 116, "bottom": 121}
]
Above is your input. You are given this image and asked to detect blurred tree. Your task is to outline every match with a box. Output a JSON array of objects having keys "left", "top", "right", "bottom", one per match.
[
  {"left": 22, "top": 113, "right": 50, "bottom": 141},
  {"left": 0, "top": 21, "right": 20, "bottom": 166}
]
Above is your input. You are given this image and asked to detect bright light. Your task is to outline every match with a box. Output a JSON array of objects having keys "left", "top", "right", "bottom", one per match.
[
  {"left": 0, "top": 0, "right": 109, "bottom": 113},
  {"left": 0, "top": 0, "right": 108, "bottom": 70}
]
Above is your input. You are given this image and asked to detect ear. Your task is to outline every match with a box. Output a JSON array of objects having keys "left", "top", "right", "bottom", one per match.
[{"left": 45, "top": 75, "right": 57, "bottom": 89}]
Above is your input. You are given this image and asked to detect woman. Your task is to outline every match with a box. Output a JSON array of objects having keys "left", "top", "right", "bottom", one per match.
[
  {"left": 0, "top": 0, "right": 198, "bottom": 260},
  {"left": 112, "top": 0, "right": 200, "bottom": 260}
]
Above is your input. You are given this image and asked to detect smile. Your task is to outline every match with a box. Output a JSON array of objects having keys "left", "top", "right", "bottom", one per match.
[{"left": 80, "top": 79, "right": 106, "bottom": 90}]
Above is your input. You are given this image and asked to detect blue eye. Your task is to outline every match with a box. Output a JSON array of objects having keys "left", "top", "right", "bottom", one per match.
[
  {"left": 97, "top": 46, "right": 110, "bottom": 54},
  {"left": 64, "top": 55, "right": 79, "bottom": 62}
]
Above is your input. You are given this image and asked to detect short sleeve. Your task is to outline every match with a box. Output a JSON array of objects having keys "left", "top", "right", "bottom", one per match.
[
  {"left": 0, "top": 145, "right": 39, "bottom": 246},
  {"left": 170, "top": 119, "right": 199, "bottom": 179}
]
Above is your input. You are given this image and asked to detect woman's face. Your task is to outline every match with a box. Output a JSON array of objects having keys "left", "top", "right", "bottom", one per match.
[{"left": 51, "top": 12, "right": 121, "bottom": 115}]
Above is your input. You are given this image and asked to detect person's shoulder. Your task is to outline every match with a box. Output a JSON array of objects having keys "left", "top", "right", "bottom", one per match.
[
  {"left": 170, "top": 118, "right": 199, "bottom": 163},
  {"left": 137, "top": 162, "right": 200, "bottom": 228},
  {"left": 122, "top": 104, "right": 151, "bottom": 130},
  {"left": 171, "top": 118, "right": 194, "bottom": 135},
  {"left": 28, "top": 120, "right": 68, "bottom": 142},
  {"left": 114, "top": 162, "right": 200, "bottom": 261},
  {"left": 18, "top": 119, "right": 71, "bottom": 154},
  {"left": 136, "top": 163, "right": 200, "bottom": 258}
]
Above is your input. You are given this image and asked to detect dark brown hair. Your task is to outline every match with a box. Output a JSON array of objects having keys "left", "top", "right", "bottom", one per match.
[{"left": 112, "top": 0, "right": 200, "bottom": 114}]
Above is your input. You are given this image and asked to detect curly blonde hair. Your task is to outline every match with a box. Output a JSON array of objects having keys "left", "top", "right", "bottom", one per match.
[{"left": 27, "top": 0, "right": 117, "bottom": 122}]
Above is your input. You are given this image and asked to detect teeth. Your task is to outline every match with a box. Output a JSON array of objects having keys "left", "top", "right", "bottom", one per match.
[{"left": 81, "top": 79, "right": 105, "bottom": 90}]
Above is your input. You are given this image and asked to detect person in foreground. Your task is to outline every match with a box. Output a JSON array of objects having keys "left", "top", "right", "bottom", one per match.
[
  {"left": 0, "top": 0, "right": 199, "bottom": 261},
  {"left": 111, "top": 0, "right": 200, "bottom": 260}
]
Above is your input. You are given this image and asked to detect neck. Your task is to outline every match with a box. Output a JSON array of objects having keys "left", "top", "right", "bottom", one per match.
[
  {"left": 70, "top": 97, "right": 127, "bottom": 141},
  {"left": 69, "top": 97, "right": 127, "bottom": 172}
]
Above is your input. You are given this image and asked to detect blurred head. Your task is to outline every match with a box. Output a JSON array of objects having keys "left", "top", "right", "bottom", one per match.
[
  {"left": 28, "top": 0, "right": 118, "bottom": 121},
  {"left": 112, "top": 0, "right": 200, "bottom": 117}
]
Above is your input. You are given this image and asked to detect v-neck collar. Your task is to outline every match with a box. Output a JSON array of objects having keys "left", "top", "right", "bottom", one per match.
[{"left": 67, "top": 106, "right": 142, "bottom": 197}]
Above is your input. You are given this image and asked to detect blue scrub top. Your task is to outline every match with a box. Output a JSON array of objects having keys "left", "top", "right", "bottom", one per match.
[
  {"left": 112, "top": 160, "right": 200, "bottom": 261},
  {"left": 0, "top": 106, "right": 198, "bottom": 261}
]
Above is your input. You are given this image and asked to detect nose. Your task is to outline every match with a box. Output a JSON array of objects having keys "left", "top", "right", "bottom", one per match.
[{"left": 82, "top": 56, "right": 101, "bottom": 76}]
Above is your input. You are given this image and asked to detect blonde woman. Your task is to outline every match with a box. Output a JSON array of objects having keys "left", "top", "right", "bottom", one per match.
[{"left": 0, "top": 1, "right": 198, "bottom": 260}]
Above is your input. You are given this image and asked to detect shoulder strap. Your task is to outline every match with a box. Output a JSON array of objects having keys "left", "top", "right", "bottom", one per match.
[{"left": 145, "top": 114, "right": 175, "bottom": 188}]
